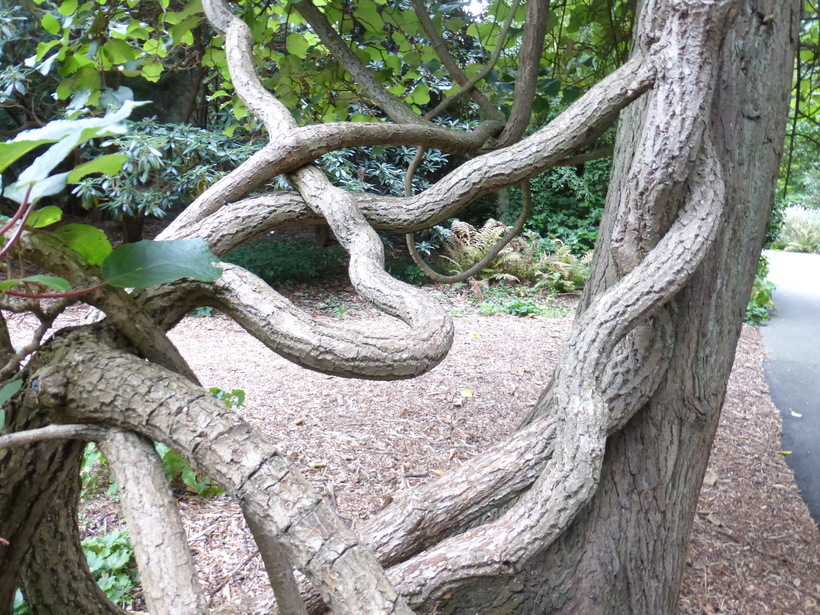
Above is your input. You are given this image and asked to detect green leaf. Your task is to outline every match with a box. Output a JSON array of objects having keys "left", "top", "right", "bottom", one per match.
[
  {"left": 286, "top": 33, "right": 310, "bottom": 59},
  {"left": 0, "top": 379, "right": 23, "bottom": 407},
  {"left": 27, "top": 205, "right": 63, "bottom": 228},
  {"left": 55, "top": 223, "right": 113, "bottom": 265},
  {"left": 58, "top": 0, "right": 78, "bottom": 16},
  {"left": 41, "top": 12, "right": 61, "bottom": 34},
  {"left": 101, "top": 239, "right": 222, "bottom": 288},
  {"left": 0, "top": 139, "right": 52, "bottom": 173},
  {"left": 21, "top": 275, "right": 71, "bottom": 291},
  {"left": 102, "top": 39, "right": 136, "bottom": 65},
  {"left": 67, "top": 154, "right": 127, "bottom": 183}
]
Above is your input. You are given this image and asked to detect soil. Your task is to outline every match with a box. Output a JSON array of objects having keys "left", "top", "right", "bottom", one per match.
[{"left": 6, "top": 285, "right": 819, "bottom": 614}]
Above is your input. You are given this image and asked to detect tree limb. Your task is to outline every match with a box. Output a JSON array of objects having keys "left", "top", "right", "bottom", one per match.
[
  {"left": 410, "top": 0, "right": 503, "bottom": 122},
  {"left": 101, "top": 429, "right": 210, "bottom": 615},
  {"left": 293, "top": 0, "right": 426, "bottom": 125},
  {"left": 0, "top": 424, "right": 109, "bottom": 449},
  {"left": 494, "top": 0, "right": 551, "bottom": 147}
]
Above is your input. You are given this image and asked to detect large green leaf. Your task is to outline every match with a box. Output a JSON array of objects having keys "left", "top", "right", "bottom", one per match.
[
  {"left": 101, "top": 239, "right": 222, "bottom": 288},
  {"left": 67, "top": 154, "right": 127, "bottom": 183},
  {"left": 27, "top": 206, "right": 63, "bottom": 228},
  {"left": 55, "top": 223, "right": 113, "bottom": 265}
]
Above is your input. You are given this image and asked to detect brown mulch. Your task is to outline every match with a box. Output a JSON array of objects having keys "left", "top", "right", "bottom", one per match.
[{"left": 6, "top": 289, "right": 819, "bottom": 613}]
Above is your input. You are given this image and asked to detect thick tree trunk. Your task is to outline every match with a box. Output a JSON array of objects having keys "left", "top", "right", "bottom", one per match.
[{"left": 436, "top": 1, "right": 799, "bottom": 613}]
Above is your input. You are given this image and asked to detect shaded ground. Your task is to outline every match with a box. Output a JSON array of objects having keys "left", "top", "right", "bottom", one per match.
[{"left": 7, "top": 288, "right": 819, "bottom": 613}]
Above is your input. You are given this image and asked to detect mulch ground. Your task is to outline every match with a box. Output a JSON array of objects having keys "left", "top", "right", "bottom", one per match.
[{"left": 6, "top": 286, "right": 819, "bottom": 614}]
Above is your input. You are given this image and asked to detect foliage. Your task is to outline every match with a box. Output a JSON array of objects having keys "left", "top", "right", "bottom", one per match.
[
  {"left": 0, "top": 112, "right": 223, "bottom": 297},
  {"left": 745, "top": 254, "right": 776, "bottom": 326},
  {"left": 504, "top": 158, "right": 611, "bottom": 253},
  {"left": 772, "top": 205, "right": 820, "bottom": 253},
  {"left": 470, "top": 284, "right": 568, "bottom": 318},
  {"left": 73, "top": 118, "right": 259, "bottom": 221},
  {"left": 440, "top": 218, "right": 591, "bottom": 292},
  {"left": 225, "top": 237, "right": 347, "bottom": 284},
  {"left": 81, "top": 530, "right": 139, "bottom": 608},
  {"left": 80, "top": 443, "right": 117, "bottom": 497}
]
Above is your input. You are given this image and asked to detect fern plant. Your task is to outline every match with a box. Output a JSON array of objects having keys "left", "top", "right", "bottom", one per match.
[{"left": 440, "top": 219, "right": 591, "bottom": 292}]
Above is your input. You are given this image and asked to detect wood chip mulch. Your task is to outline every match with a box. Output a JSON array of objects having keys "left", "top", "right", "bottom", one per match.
[{"left": 7, "top": 293, "right": 819, "bottom": 614}]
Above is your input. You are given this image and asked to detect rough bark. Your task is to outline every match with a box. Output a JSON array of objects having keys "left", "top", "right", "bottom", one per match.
[
  {"left": 0, "top": 0, "right": 799, "bottom": 613},
  {"left": 101, "top": 429, "right": 209, "bottom": 615},
  {"left": 430, "top": 0, "right": 800, "bottom": 612}
]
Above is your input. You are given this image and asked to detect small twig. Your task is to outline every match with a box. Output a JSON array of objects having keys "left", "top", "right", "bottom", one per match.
[
  {"left": 1, "top": 281, "right": 107, "bottom": 299},
  {"left": 0, "top": 424, "right": 109, "bottom": 449}
]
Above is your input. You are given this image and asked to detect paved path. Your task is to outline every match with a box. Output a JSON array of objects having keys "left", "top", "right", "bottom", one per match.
[{"left": 760, "top": 250, "right": 820, "bottom": 524}]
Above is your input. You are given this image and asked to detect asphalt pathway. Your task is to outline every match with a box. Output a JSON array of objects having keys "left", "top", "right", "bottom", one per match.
[{"left": 760, "top": 250, "right": 820, "bottom": 524}]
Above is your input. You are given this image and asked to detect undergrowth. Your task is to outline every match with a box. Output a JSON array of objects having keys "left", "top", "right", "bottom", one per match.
[
  {"left": 225, "top": 237, "right": 346, "bottom": 284},
  {"left": 437, "top": 219, "right": 591, "bottom": 292},
  {"left": 745, "top": 254, "right": 776, "bottom": 326},
  {"left": 772, "top": 206, "right": 820, "bottom": 253}
]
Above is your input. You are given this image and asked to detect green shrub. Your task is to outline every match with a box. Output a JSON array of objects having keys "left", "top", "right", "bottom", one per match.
[
  {"left": 745, "top": 255, "right": 776, "bottom": 326},
  {"left": 773, "top": 206, "right": 820, "bottom": 253},
  {"left": 440, "top": 219, "right": 591, "bottom": 292},
  {"left": 81, "top": 530, "right": 139, "bottom": 608},
  {"left": 225, "top": 237, "right": 346, "bottom": 284},
  {"left": 506, "top": 159, "right": 611, "bottom": 254}
]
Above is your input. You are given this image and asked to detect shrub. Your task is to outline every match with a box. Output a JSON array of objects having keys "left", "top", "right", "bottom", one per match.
[
  {"left": 225, "top": 237, "right": 346, "bottom": 284},
  {"left": 505, "top": 159, "right": 611, "bottom": 254},
  {"left": 81, "top": 531, "right": 139, "bottom": 608},
  {"left": 440, "top": 219, "right": 591, "bottom": 292},
  {"left": 745, "top": 254, "right": 776, "bottom": 326},
  {"left": 772, "top": 206, "right": 820, "bottom": 253}
]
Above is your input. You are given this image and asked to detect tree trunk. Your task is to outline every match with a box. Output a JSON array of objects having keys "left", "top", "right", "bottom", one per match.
[{"left": 437, "top": 0, "right": 799, "bottom": 612}]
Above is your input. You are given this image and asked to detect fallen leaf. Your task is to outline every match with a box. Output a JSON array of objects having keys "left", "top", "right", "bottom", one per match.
[
  {"left": 703, "top": 470, "right": 719, "bottom": 487},
  {"left": 461, "top": 389, "right": 473, "bottom": 398},
  {"left": 790, "top": 410, "right": 803, "bottom": 418},
  {"left": 431, "top": 469, "right": 445, "bottom": 476},
  {"left": 471, "top": 333, "right": 481, "bottom": 339},
  {"left": 778, "top": 451, "right": 792, "bottom": 455}
]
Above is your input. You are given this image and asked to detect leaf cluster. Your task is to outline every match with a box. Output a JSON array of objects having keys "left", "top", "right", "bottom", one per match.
[
  {"left": 81, "top": 530, "right": 139, "bottom": 607},
  {"left": 440, "top": 218, "right": 591, "bottom": 292}
]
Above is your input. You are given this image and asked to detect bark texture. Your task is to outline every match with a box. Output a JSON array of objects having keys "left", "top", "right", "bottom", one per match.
[{"left": 0, "top": 0, "right": 799, "bottom": 613}]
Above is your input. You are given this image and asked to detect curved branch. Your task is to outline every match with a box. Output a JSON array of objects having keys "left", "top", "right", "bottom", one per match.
[
  {"left": 389, "top": 134, "right": 725, "bottom": 607},
  {"left": 410, "top": 0, "right": 503, "bottom": 121},
  {"left": 166, "top": 53, "right": 655, "bottom": 250},
  {"left": 423, "top": 0, "right": 523, "bottom": 121},
  {"left": 34, "top": 334, "right": 414, "bottom": 614},
  {"left": 142, "top": 263, "right": 453, "bottom": 380},
  {"left": 404, "top": 181, "right": 533, "bottom": 283},
  {"left": 161, "top": 119, "right": 503, "bottom": 236},
  {"left": 292, "top": 0, "right": 427, "bottom": 125},
  {"left": 494, "top": 0, "right": 551, "bottom": 147}
]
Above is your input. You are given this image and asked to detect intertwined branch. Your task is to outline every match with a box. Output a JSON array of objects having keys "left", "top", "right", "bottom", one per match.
[{"left": 3, "top": 0, "right": 741, "bottom": 613}]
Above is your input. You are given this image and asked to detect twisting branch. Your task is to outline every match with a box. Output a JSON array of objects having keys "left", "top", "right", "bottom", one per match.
[
  {"left": 33, "top": 332, "right": 415, "bottom": 615},
  {"left": 387, "top": 133, "right": 725, "bottom": 607},
  {"left": 160, "top": 119, "right": 504, "bottom": 235},
  {"left": 411, "top": 0, "right": 504, "bottom": 122},
  {"left": 494, "top": 0, "right": 551, "bottom": 147},
  {"left": 422, "top": 0, "right": 523, "bottom": 121},
  {"left": 404, "top": 182, "right": 533, "bottom": 283},
  {"left": 165, "top": 53, "right": 655, "bottom": 252},
  {"left": 293, "top": 0, "right": 426, "bottom": 125}
]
